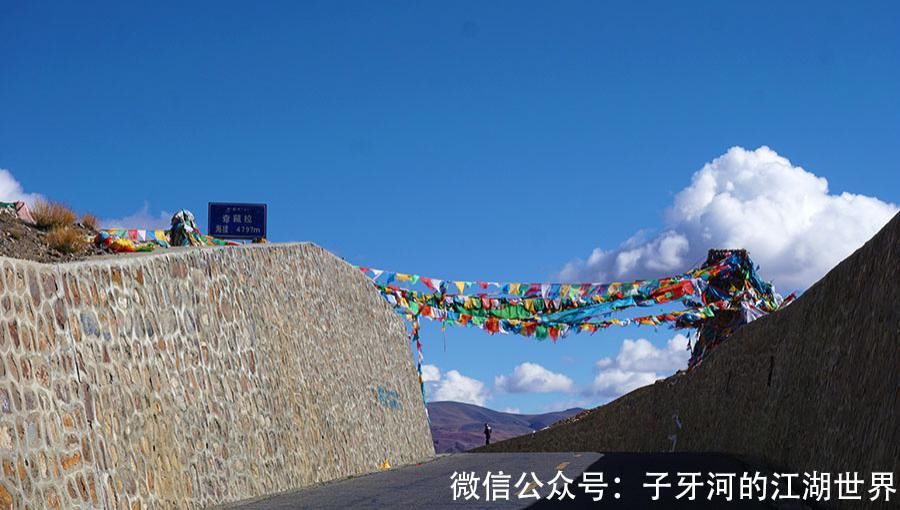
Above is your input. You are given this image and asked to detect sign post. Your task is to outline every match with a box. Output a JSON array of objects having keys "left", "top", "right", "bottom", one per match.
[{"left": 208, "top": 202, "right": 267, "bottom": 240}]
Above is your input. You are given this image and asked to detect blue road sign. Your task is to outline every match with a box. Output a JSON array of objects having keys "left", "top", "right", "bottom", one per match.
[{"left": 208, "top": 202, "right": 267, "bottom": 240}]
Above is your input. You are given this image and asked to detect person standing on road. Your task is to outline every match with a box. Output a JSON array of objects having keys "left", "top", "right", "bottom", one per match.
[{"left": 484, "top": 423, "right": 492, "bottom": 445}]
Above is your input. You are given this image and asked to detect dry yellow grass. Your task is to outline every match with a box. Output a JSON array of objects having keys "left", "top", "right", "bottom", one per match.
[
  {"left": 31, "top": 200, "right": 77, "bottom": 229},
  {"left": 80, "top": 213, "right": 99, "bottom": 230},
  {"left": 45, "top": 226, "right": 87, "bottom": 254}
]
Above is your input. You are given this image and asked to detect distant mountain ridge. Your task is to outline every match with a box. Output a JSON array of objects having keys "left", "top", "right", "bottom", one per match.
[{"left": 427, "top": 401, "right": 584, "bottom": 453}]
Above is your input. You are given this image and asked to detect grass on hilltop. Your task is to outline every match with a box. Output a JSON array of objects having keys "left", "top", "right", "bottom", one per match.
[
  {"left": 80, "top": 213, "right": 99, "bottom": 230},
  {"left": 45, "top": 226, "right": 88, "bottom": 254},
  {"left": 30, "top": 200, "right": 77, "bottom": 230}
]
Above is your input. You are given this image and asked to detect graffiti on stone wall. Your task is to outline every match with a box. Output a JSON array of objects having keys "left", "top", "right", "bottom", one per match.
[{"left": 376, "top": 385, "right": 402, "bottom": 410}]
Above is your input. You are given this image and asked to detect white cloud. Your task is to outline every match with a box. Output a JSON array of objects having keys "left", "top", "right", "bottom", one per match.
[
  {"left": 495, "top": 362, "right": 575, "bottom": 394},
  {"left": 591, "top": 369, "right": 658, "bottom": 399},
  {"left": 422, "top": 364, "right": 490, "bottom": 406},
  {"left": 589, "top": 335, "right": 691, "bottom": 400},
  {"left": 0, "top": 168, "right": 44, "bottom": 205},
  {"left": 501, "top": 407, "right": 521, "bottom": 414},
  {"left": 100, "top": 202, "right": 172, "bottom": 230},
  {"left": 421, "top": 364, "right": 441, "bottom": 383},
  {"left": 609, "top": 336, "right": 691, "bottom": 373},
  {"left": 560, "top": 146, "right": 898, "bottom": 290}
]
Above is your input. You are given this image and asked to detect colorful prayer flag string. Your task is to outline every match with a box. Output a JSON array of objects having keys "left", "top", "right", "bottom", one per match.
[{"left": 359, "top": 249, "right": 790, "bottom": 373}]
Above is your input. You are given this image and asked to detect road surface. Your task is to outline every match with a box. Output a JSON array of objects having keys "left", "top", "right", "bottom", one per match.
[{"left": 226, "top": 452, "right": 804, "bottom": 509}]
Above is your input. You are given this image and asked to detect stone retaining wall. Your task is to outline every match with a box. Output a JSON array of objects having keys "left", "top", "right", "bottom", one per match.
[{"left": 0, "top": 243, "right": 434, "bottom": 509}]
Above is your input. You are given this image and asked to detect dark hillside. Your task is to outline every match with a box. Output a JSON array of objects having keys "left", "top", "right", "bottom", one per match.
[{"left": 427, "top": 401, "right": 581, "bottom": 453}]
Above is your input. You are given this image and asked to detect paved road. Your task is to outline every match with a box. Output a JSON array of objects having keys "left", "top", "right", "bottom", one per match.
[{"left": 226, "top": 453, "right": 802, "bottom": 509}]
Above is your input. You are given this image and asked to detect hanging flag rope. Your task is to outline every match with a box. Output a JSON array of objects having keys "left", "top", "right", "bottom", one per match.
[
  {"left": 361, "top": 249, "right": 792, "bottom": 363},
  {"left": 95, "top": 210, "right": 240, "bottom": 253}
]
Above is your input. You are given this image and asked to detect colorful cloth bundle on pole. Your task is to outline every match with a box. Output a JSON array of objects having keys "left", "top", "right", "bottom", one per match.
[
  {"left": 687, "top": 249, "right": 795, "bottom": 366},
  {"left": 360, "top": 249, "right": 790, "bottom": 373},
  {"left": 169, "top": 209, "right": 207, "bottom": 246},
  {"left": 169, "top": 209, "right": 239, "bottom": 248}
]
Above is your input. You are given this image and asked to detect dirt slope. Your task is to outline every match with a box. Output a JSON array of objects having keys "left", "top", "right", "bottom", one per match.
[{"left": 0, "top": 209, "right": 102, "bottom": 262}]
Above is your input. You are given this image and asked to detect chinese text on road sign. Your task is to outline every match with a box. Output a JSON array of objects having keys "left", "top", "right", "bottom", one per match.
[{"left": 208, "top": 202, "right": 267, "bottom": 240}]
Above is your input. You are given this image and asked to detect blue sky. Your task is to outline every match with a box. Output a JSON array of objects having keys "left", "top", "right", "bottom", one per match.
[{"left": 2, "top": 1, "right": 898, "bottom": 413}]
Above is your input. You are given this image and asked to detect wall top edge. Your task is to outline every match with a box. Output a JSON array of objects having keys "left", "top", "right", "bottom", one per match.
[{"left": 0, "top": 241, "right": 327, "bottom": 269}]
